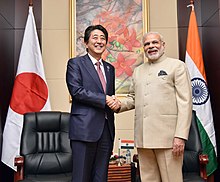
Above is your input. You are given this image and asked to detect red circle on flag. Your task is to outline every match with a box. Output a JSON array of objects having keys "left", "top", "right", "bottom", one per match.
[{"left": 10, "top": 72, "right": 48, "bottom": 115}]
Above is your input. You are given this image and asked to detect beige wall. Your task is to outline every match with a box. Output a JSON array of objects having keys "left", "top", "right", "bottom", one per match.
[{"left": 42, "top": 0, "right": 179, "bottom": 156}]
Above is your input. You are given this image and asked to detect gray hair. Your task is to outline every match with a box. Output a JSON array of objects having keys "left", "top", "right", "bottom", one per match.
[{"left": 142, "top": 32, "right": 164, "bottom": 44}]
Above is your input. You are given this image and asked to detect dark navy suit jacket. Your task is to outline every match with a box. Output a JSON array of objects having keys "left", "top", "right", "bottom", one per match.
[{"left": 66, "top": 54, "right": 115, "bottom": 142}]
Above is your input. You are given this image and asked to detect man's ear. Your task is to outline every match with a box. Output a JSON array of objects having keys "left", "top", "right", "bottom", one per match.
[{"left": 84, "top": 42, "right": 89, "bottom": 52}]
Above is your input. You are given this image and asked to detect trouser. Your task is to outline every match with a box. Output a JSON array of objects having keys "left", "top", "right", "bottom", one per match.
[
  {"left": 137, "top": 148, "right": 183, "bottom": 182},
  {"left": 71, "top": 121, "right": 113, "bottom": 182}
]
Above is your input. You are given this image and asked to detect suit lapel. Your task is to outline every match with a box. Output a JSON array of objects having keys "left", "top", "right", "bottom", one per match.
[{"left": 82, "top": 54, "right": 105, "bottom": 92}]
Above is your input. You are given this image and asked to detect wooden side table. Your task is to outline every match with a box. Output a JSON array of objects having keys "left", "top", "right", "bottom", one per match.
[{"left": 108, "top": 164, "right": 131, "bottom": 182}]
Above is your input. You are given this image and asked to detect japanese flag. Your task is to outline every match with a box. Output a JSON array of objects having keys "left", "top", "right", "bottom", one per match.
[{"left": 1, "top": 6, "right": 51, "bottom": 170}]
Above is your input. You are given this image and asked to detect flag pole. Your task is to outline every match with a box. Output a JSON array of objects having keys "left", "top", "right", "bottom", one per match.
[
  {"left": 29, "top": 0, "right": 33, "bottom": 6},
  {"left": 190, "top": 0, "right": 194, "bottom": 5}
]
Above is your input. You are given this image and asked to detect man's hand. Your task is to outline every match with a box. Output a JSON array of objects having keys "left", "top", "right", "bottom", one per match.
[
  {"left": 172, "top": 137, "right": 185, "bottom": 157},
  {"left": 106, "top": 95, "right": 121, "bottom": 112}
]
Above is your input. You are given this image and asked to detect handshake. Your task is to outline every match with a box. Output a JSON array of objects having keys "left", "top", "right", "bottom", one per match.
[{"left": 106, "top": 95, "right": 121, "bottom": 112}]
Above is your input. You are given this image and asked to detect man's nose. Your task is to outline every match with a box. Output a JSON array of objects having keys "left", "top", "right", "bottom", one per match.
[
  {"left": 97, "top": 37, "right": 102, "bottom": 43},
  {"left": 149, "top": 42, "right": 155, "bottom": 47},
  {"left": 148, "top": 43, "right": 155, "bottom": 48}
]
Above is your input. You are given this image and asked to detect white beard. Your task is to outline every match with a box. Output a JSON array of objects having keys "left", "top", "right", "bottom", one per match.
[{"left": 146, "top": 46, "right": 165, "bottom": 61}]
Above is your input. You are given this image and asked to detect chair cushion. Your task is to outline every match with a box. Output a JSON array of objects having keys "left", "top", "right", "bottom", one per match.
[
  {"left": 183, "top": 151, "right": 200, "bottom": 173},
  {"left": 183, "top": 173, "right": 206, "bottom": 182}
]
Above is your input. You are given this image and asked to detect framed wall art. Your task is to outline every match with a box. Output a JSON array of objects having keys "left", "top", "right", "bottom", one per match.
[{"left": 70, "top": 0, "right": 149, "bottom": 95}]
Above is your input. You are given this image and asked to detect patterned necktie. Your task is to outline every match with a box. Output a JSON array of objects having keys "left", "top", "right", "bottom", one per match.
[{"left": 95, "top": 61, "right": 106, "bottom": 93}]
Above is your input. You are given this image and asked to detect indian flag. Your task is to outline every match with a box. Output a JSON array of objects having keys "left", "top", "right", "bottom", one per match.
[
  {"left": 185, "top": 6, "right": 218, "bottom": 176},
  {"left": 119, "top": 139, "right": 134, "bottom": 149}
]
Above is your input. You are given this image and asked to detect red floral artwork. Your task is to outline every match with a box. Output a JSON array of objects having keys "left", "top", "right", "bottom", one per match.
[
  {"left": 111, "top": 53, "right": 136, "bottom": 77},
  {"left": 76, "top": 0, "right": 144, "bottom": 94}
]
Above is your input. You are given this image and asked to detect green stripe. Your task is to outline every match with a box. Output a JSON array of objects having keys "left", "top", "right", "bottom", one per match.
[
  {"left": 121, "top": 146, "right": 134, "bottom": 149},
  {"left": 196, "top": 116, "right": 218, "bottom": 176}
]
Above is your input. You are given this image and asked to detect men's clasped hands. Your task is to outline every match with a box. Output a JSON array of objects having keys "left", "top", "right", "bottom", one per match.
[{"left": 106, "top": 95, "right": 121, "bottom": 112}]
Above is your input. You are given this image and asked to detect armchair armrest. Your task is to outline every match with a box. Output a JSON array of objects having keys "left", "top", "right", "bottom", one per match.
[
  {"left": 133, "top": 154, "right": 141, "bottom": 179},
  {"left": 14, "top": 156, "right": 24, "bottom": 182},
  {"left": 133, "top": 154, "right": 139, "bottom": 163},
  {"left": 199, "top": 154, "right": 209, "bottom": 180}
]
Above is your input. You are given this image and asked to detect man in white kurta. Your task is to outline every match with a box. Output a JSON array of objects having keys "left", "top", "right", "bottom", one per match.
[{"left": 118, "top": 32, "right": 192, "bottom": 182}]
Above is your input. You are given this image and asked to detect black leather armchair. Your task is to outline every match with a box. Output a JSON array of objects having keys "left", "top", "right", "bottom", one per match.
[
  {"left": 133, "top": 110, "right": 208, "bottom": 182},
  {"left": 14, "top": 111, "right": 72, "bottom": 182},
  {"left": 183, "top": 110, "right": 208, "bottom": 182}
]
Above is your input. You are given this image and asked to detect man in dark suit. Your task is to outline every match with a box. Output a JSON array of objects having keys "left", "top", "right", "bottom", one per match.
[{"left": 66, "top": 25, "right": 118, "bottom": 182}]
